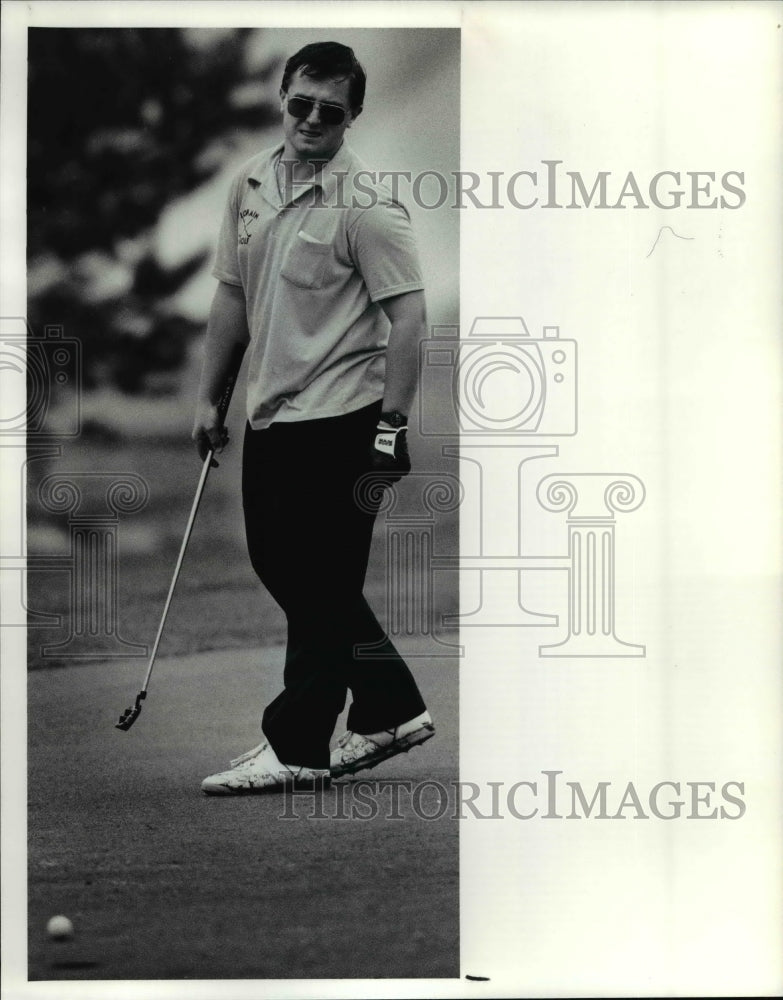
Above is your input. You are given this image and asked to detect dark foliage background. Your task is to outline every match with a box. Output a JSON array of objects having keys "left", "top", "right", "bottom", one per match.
[{"left": 27, "top": 28, "right": 276, "bottom": 394}]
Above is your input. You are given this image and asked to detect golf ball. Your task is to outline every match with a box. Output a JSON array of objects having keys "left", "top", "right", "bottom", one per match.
[{"left": 46, "top": 915, "right": 74, "bottom": 941}]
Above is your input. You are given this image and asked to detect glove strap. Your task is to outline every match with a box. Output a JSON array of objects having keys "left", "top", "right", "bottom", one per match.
[{"left": 379, "top": 409, "right": 407, "bottom": 429}]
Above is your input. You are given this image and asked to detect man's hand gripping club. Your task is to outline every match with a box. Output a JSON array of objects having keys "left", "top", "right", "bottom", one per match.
[{"left": 193, "top": 400, "right": 230, "bottom": 466}]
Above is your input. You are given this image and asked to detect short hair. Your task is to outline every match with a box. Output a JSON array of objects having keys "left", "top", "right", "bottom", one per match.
[{"left": 281, "top": 42, "right": 366, "bottom": 112}]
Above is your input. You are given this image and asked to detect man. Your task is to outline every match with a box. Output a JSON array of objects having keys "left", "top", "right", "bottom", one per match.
[{"left": 193, "top": 41, "right": 434, "bottom": 794}]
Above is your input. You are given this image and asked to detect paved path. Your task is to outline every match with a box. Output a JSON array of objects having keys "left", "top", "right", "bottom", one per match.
[{"left": 27, "top": 646, "right": 458, "bottom": 981}]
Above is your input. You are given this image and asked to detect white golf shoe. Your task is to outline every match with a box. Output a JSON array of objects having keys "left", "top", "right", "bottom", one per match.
[
  {"left": 201, "top": 740, "right": 330, "bottom": 795},
  {"left": 330, "top": 711, "right": 435, "bottom": 777}
]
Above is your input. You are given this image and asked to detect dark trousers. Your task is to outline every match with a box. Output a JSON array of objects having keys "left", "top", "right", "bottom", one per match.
[{"left": 242, "top": 401, "right": 426, "bottom": 769}]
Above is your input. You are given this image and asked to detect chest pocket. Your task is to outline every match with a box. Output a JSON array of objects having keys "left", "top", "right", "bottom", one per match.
[{"left": 280, "top": 235, "right": 333, "bottom": 290}]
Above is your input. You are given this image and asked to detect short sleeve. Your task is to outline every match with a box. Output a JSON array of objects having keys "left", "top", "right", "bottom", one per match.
[
  {"left": 211, "top": 172, "right": 243, "bottom": 287},
  {"left": 347, "top": 199, "right": 424, "bottom": 303}
]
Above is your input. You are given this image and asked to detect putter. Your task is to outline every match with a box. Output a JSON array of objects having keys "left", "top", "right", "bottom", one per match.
[{"left": 116, "top": 345, "right": 245, "bottom": 731}]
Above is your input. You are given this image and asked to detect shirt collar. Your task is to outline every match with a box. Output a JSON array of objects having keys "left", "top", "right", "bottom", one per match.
[{"left": 248, "top": 141, "right": 355, "bottom": 207}]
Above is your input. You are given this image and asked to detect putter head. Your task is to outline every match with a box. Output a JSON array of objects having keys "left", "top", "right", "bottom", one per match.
[{"left": 115, "top": 690, "right": 146, "bottom": 731}]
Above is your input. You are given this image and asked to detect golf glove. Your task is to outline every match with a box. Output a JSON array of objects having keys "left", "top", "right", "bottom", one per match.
[{"left": 371, "top": 411, "right": 410, "bottom": 482}]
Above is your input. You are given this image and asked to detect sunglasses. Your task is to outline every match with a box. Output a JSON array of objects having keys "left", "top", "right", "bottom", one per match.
[{"left": 285, "top": 95, "right": 348, "bottom": 127}]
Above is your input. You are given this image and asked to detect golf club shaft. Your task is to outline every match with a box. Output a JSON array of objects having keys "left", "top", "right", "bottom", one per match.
[
  {"left": 116, "top": 342, "right": 246, "bottom": 730},
  {"left": 139, "top": 342, "right": 246, "bottom": 694},
  {"left": 140, "top": 451, "right": 213, "bottom": 693}
]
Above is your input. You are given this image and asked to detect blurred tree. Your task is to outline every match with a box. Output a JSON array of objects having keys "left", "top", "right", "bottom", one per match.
[{"left": 27, "top": 28, "right": 275, "bottom": 394}]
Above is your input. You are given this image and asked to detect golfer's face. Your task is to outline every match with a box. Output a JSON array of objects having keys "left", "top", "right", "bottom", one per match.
[{"left": 280, "top": 69, "right": 354, "bottom": 161}]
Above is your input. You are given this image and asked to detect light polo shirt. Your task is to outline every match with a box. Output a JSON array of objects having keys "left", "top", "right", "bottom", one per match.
[{"left": 212, "top": 141, "right": 425, "bottom": 429}]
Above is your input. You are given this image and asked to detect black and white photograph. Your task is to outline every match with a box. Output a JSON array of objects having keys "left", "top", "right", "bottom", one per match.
[
  {"left": 1, "top": 2, "right": 781, "bottom": 998},
  {"left": 9, "top": 14, "right": 461, "bottom": 984}
]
